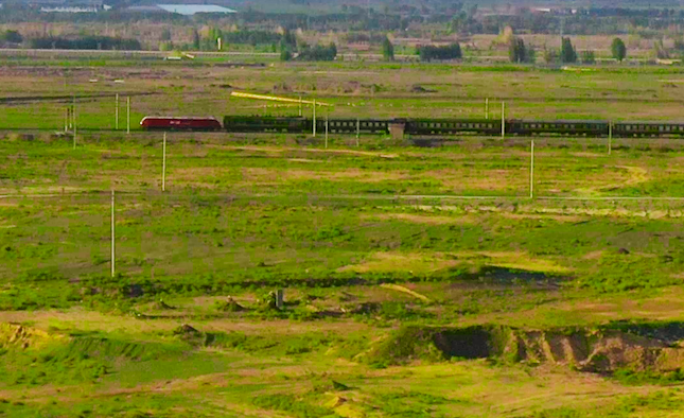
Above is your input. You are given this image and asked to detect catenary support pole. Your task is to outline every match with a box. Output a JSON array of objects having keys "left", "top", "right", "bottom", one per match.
[
  {"left": 325, "top": 112, "right": 329, "bottom": 149},
  {"left": 65, "top": 108, "right": 69, "bottom": 132},
  {"left": 73, "top": 100, "right": 77, "bottom": 149},
  {"left": 356, "top": 118, "right": 360, "bottom": 147},
  {"left": 486, "top": 98, "right": 489, "bottom": 120},
  {"left": 530, "top": 140, "right": 535, "bottom": 199},
  {"left": 126, "top": 96, "right": 131, "bottom": 135},
  {"left": 608, "top": 121, "right": 613, "bottom": 155},
  {"left": 162, "top": 132, "right": 167, "bottom": 192},
  {"left": 501, "top": 102, "right": 505, "bottom": 139},
  {"left": 111, "top": 189, "right": 116, "bottom": 278},
  {"left": 115, "top": 94, "right": 119, "bottom": 130},
  {"left": 298, "top": 96, "right": 302, "bottom": 117},
  {"left": 312, "top": 99, "right": 316, "bottom": 137}
]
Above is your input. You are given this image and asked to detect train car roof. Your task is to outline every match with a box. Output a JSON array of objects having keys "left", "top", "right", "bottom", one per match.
[
  {"left": 141, "top": 116, "right": 219, "bottom": 120},
  {"left": 510, "top": 119, "right": 684, "bottom": 124},
  {"left": 508, "top": 119, "right": 607, "bottom": 123},
  {"left": 614, "top": 120, "right": 684, "bottom": 124}
]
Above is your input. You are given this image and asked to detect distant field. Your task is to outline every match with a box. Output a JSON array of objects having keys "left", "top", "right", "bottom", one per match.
[{"left": 5, "top": 61, "right": 684, "bottom": 418}]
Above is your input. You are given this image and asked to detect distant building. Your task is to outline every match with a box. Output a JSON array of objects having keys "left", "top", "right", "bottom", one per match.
[
  {"left": 41, "top": 6, "right": 99, "bottom": 12},
  {"left": 156, "top": 4, "right": 236, "bottom": 15}
]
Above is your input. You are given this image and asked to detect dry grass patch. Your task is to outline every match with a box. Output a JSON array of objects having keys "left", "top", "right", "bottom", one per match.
[
  {"left": 235, "top": 167, "right": 407, "bottom": 183},
  {"left": 338, "top": 250, "right": 569, "bottom": 275},
  {"left": 496, "top": 212, "right": 588, "bottom": 223},
  {"left": 337, "top": 252, "right": 460, "bottom": 274},
  {"left": 455, "top": 251, "right": 571, "bottom": 274},
  {"left": 436, "top": 168, "right": 527, "bottom": 192},
  {"left": 362, "top": 212, "right": 476, "bottom": 225}
]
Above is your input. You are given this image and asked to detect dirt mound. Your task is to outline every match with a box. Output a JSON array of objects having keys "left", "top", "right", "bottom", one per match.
[
  {"left": 0, "top": 323, "right": 61, "bottom": 350},
  {"left": 410, "top": 84, "right": 437, "bottom": 93},
  {"left": 363, "top": 325, "right": 512, "bottom": 365},
  {"left": 215, "top": 297, "right": 245, "bottom": 312},
  {"left": 365, "top": 323, "right": 684, "bottom": 373}
]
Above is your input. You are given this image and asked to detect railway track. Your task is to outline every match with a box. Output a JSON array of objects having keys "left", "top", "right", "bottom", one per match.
[{"left": 4, "top": 115, "right": 684, "bottom": 139}]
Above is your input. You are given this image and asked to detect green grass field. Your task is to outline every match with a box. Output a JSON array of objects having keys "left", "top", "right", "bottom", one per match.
[{"left": 5, "top": 61, "right": 684, "bottom": 417}]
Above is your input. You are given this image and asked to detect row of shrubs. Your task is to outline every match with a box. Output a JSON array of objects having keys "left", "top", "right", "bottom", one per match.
[{"left": 27, "top": 36, "right": 141, "bottom": 50}]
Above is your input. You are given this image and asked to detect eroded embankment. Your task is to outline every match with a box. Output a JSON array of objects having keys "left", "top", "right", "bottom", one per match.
[{"left": 364, "top": 322, "right": 684, "bottom": 373}]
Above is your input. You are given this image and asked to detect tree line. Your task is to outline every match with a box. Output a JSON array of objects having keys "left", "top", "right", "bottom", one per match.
[
  {"left": 27, "top": 36, "right": 141, "bottom": 50},
  {"left": 507, "top": 36, "right": 627, "bottom": 64}
]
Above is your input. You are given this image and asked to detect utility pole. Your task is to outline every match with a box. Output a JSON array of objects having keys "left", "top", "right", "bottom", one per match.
[
  {"left": 298, "top": 96, "right": 302, "bottom": 117},
  {"left": 312, "top": 99, "right": 317, "bottom": 137},
  {"left": 111, "top": 189, "right": 116, "bottom": 278},
  {"left": 65, "top": 108, "right": 69, "bottom": 132},
  {"left": 501, "top": 102, "right": 505, "bottom": 139},
  {"left": 530, "top": 140, "right": 535, "bottom": 199},
  {"left": 356, "top": 118, "right": 360, "bottom": 147},
  {"left": 126, "top": 96, "right": 131, "bottom": 135},
  {"left": 115, "top": 93, "right": 119, "bottom": 130},
  {"left": 162, "top": 132, "right": 167, "bottom": 192},
  {"left": 73, "top": 98, "right": 77, "bottom": 149},
  {"left": 485, "top": 98, "right": 489, "bottom": 120},
  {"left": 560, "top": 17, "right": 565, "bottom": 64}
]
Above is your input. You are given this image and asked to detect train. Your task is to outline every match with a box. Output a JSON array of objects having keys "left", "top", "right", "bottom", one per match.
[
  {"left": 140, "top": 115, "right": 684, "bottom": 138},
  {"left": 140, "top": 116, "right": 222, "bottom": 131}
]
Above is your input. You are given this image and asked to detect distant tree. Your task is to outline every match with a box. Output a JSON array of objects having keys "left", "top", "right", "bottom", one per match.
[
  {"left": 1, "top": 30, "right": 22, "bottom": 44},
  {"left": 527, "top": 45, "right": 536, "bottom": 64},
  {"left": 296, "top": 43, "right": 337, "bottom": 61},
  {"left": 159, "top": 41, "right": 174, "bottom": 52},
  {"left": 418, "top": 43, "right": 462, "bottom": 62},
  {"left": 543, "top": 48, "right": 558, "bottom": 64},
  {"left": 508, "top": 37, "right": 526, "bottom": 63},
  {"left": 675, "top": 38, "right": 684, "bottom": 51},
  {"left": 382, "top": 36, "right": 394, "bottom": 61},
  {"left": 467, "top": 3, "right": 478, "bottom": 19},
  {"left": 279, "top": 37, "right": 292, "bottom": 61},
  {"left": 654, "top": 39, "right": 670, "bottom": 59},
  {"left": 580, "top": 50, "right": 596, "bottom": 64},
  {"left": 160, "top": 28, "right": 172, "bottom": 42},
  {"left": 192, "top": 29, "right": 200, "bottom": 50},
  {"left": 280, "top": 48, "right": 292, "bottom": 61},
  {"left": 560, "top": 37, "right": 577, "bottom": 63},
  {"left": 281, "top": 28, "right": 297, "bottom": 50},
  {"left": 611, "top": 37, "right": 627, "bottom": 61}
]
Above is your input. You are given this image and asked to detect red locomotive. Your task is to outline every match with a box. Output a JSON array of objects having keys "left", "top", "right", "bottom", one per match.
[{"left": 140, "top": 116, "right": 222, "bottom": 131}]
